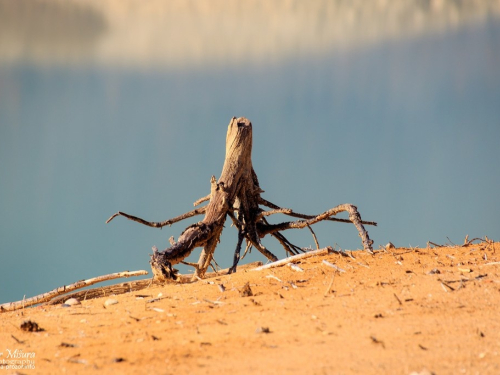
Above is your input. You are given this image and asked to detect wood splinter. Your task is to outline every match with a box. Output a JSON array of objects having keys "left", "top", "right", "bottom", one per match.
[{"left": 106, "top": 117, "right": 376, "bottom": 282}]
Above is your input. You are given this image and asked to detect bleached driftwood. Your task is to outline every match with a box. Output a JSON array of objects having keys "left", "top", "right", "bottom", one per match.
[
  {"left": 45, "top": 261, "right": 263, "bottom": 305},
  {"left": 252, "top": 247, "right": 335, "bottom": 271},
  {"left": 0, "top": 270, "right": 148, "bottom": 313}
]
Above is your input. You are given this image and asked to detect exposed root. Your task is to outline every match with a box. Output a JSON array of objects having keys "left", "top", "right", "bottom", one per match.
[{"left": 107, "top": 117, "right": 376, "bottom": 280}]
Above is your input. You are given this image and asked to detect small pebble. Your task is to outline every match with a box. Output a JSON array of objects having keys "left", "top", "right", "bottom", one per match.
[
  {"left": 386, "top": 242, "right": 395, "bottom": 249},
  {"left": 409, "top": 369, "right": 433, "bottom": 375},
  {"left": 240, "top": 282, "right": 253, "bottom": 297},
  {"left": 288, "top": 263, "right": 304, "bottom": 272},
  {"left": 65, "top": 298, "right": 81, "bottom": 306},
  {"left": 256, "top": 326, "right": 271, "bottom": 334},
  {"left": 104, "top": 298, "right": 119, "bottom": 307}
]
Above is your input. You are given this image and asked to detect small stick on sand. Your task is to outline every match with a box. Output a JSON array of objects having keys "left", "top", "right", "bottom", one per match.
[
  {"left": 438, "top": 279, "right": 455, "bottom": 292},
  {"left": 393, "top": 293, "right": 403, "bottom": 305},
  {"left": 252, "top": 247, "right": 332, "bottom": 271},
  {"left": 322, "top": 260, "right": 346, "bottom": 273},
  {"left": 324, "top": 273, "right": 335, "bottom": 296},
  {"left": 0, "top": 270, "right": 148, "bottom": 313}
]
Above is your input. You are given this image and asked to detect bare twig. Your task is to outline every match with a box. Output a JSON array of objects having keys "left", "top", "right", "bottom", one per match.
[
  {"left": 440, "top": 274, "right": 488, "bottom": 285},
  {"left": 370, "top": 336, "right": 385, "bottom": 348},
  {"left": 259, "top": 204, "right": 374, "bottom": 253},
  {"left": 229, "top": 229, "right": 245, "bottom": 274},
  {"left": 438, "top": 279, "right": 455, "bottom": 291},
  {"left": 11, "top": 335, "right": 24, "bottom": 344},
  {"left": 427, "top": 241, "right": 445, "bottom": 248},
  {"left": 259, "top": 198, "right": 377, "bottom": 226},
  {"left": 429, "top": 237, "right": 492, "bottom": 249},
  {"left": 393, "top": 293, "right": 403, "bottom": 305},
  {"left": 271, "top": 231, "right": 305, "bottom": 256},
  {"left": 322, "top": 260, "right": 346, "bottom": 273},
  {"left": 240, "top": 241, "right": 253, "bottom": 262},
  {"left": 106, "top": 207, "right": 206, "bottom": 228},
  {"left": 0, "top": 270, "right": 149, "bottom": 313},
  {"left": 252, "top": 247, "right": 332, "bottom": 271},
  {"left": 344, "top": 250, "right": 370, "bottom": 268},
  {"left": 446, "top": 237, "right": 456, "bottom": 246},
  {"left": 463, "top": 237, "right": 491, "bottom": 247},
  {"left": 324, "top": 273, "right": 335, "bottom": 296},
  {"left": 271, "top": 232, "right": 296, "bottom": 257},
  {"left": 257, "top": 208, "right": 292, "bottom": 221},
  {"left": 193, "top": 195, "right": 210, "bottom": 206},
  {"left": 307, "top": 224, "right": 320, "bottom": 249}
]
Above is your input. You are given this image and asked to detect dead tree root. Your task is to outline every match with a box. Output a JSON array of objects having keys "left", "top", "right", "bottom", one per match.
[{"left": 107, "top": 117, "right": 376, "bottom": 282}]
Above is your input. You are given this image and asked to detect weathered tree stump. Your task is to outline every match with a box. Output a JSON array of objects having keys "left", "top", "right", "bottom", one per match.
[{"left": 107, "top": 117, "right": 375, "bottom": 281}]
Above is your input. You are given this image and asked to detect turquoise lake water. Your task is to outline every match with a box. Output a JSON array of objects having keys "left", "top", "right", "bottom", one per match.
[{"left": 1, "top": 1, "right": 499, "bottom": 303}]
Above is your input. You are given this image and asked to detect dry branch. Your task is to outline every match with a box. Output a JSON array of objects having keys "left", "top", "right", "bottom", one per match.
[
  {"left": 45, "top": 261, "right": 263, "bottom": 305},
  {"left": 0, "top": 270, "right": 148, "bottom": 313},
  {"left": 252, "top": 247, "right": 341, "bottom": 270},
  {"left": 106, "top": 207, "right": 206, "bottom": 227},
  {"left": 259, "top": 197, "right": 377, "bottom": 226},
  {"left": 259, "top": 203, "right": 374, "bottom": 253}
]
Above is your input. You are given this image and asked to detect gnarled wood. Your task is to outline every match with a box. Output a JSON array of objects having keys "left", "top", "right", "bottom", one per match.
[{"left": 107, "top": 117, "right": 375, "bottom": 282}]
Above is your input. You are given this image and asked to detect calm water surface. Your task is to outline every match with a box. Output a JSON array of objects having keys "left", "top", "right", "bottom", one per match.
[{"left": 1, "top": 1, "right": 499, "bottom": 303}]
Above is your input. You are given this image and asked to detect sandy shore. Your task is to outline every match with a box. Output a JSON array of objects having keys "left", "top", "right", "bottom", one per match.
[{"left": 1, "top": 241, "right": 499, "bottom": 374}]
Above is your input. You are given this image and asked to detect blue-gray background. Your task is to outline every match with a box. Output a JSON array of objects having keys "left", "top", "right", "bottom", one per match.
[{"left": 1, "top": 1, "right": 499, "bottom": 304}]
